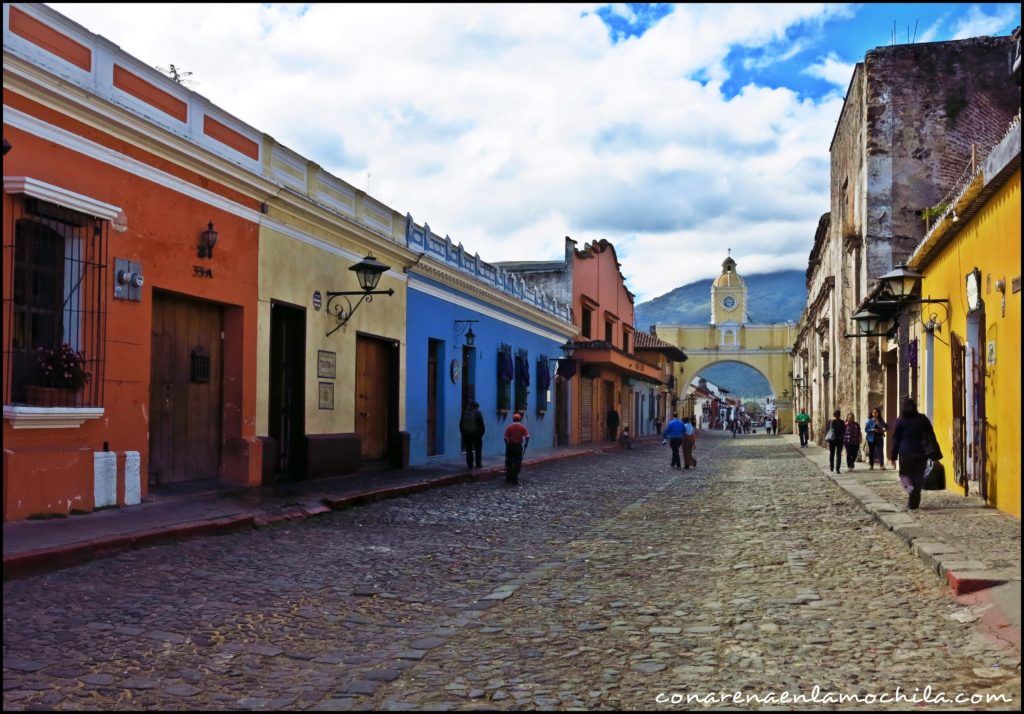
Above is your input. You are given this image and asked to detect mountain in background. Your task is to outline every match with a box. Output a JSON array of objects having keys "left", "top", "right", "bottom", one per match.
[
  {"left": 634, "top": 269, "right": 806, "bottom": 330},
  {"left": 633, "top": 269, "right": 806, "bottom": 399}
]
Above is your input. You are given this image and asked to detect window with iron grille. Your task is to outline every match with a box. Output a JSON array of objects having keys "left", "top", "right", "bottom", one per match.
[{"left": 4, "top": 197, "right": 108, "bottom": 407}]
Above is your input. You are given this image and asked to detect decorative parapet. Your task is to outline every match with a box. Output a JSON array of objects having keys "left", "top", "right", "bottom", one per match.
[{"left": 404, "top": 214, "right": 572, "bottom": 323}]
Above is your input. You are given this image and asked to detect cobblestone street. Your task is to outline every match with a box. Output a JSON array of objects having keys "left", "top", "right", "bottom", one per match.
[{"left": 3, "top": 433, "right": 1020, "bottom": 710}]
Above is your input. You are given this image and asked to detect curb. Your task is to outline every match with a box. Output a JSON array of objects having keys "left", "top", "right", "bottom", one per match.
[
  {"left": 784, "top": 438, "right": 1014, "bottom": 596},
  {"left": 3, "top": 444, "right": 622, "bottom": 581}
]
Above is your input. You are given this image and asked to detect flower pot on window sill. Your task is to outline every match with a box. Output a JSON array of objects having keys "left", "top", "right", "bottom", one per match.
[{"left": 25, "top": 385, "right": 85, "bottom": 408}]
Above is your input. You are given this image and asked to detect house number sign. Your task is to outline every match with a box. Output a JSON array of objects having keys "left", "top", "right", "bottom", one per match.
[{"left": 449, "top": 359, "right": 461, "bottom": 384}]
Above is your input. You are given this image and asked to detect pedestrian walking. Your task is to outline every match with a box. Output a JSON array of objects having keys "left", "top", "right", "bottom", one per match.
[
  {"left": 503, "top": 413, "right": 530, "bottom": 484},
  {"left": 606, "top": 408, "right": 620, "bottom": 442},
  {"left": 890, "top": 398, "right": 941, "bottom": 510},
  {"left": 864, "top": 407, "right": 887, "bottom": 470},
  {"left": 617, "top": 425, "right": 634, "bottom": 449},
  {"left": 843, "top": 412, "right": 862, "bottom": 470},
  {"left": 459, "top": 401, "right": 486, "bottom": 469},
  {"left": 795, "top": 408, "right": 811, "bottom": 447},
  {"left": 682, "top": 416, "right": 698, "bottom": 469},
  {"left": 826, "top": 409, "right": 845, "bottom": 473},
  {"left": 662, "top": 413, "right": 686, "bottom": 469}
]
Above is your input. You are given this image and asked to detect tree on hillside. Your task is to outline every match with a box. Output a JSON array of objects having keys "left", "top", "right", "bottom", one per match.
[{"left": 743, "top": 400, "right": 764, "bottom": 416}]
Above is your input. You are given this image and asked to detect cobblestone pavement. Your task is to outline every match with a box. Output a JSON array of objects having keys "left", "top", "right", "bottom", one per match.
[{"left": 3, "top": 433, "right": 1020, "bottom": 711}]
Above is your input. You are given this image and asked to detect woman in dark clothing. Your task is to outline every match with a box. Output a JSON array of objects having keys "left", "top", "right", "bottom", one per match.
[
  {"left": 843, "top": 413, "right": 861, "bottom": 469},
  {"left": 826, "top": 409, "right": 845, "bottom": 474},
  {"left": 889, "top": 398, "right": 938, "bottom": 510}
]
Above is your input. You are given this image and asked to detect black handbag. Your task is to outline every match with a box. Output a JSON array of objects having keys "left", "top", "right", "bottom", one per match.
[
  {"left": 923, "top": 432, "right": 943, "bottom": 461},
  {"left": 923, "top": 460, "right": 946, "bottom": 490}
]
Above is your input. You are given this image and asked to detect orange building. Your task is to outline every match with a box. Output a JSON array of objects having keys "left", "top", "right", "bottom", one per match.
[
  {"left": 500, "top": 238, "right": 663, "bottom": 445},
  {"left": 2, "top": 4, "right": 264, "bottom": 520}
]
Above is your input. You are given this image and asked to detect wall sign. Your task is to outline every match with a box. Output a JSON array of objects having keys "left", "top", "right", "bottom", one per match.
[
  {"left": 987, "top": 340, "right": 996, "bottom": 366},
  {"left": 313, "top": 290, "right": 322, "bottom": 311},
  {"left": 449, "top": 358, "right": 461, "bottom": 384},
  {"left": 318, "top": 382, "right": 335, "bottom": 410},
  {"left": 317, "top": 350, "right": 336, "bottom": 379}
]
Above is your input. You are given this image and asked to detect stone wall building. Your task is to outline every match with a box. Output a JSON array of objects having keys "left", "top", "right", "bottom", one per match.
[{"left": 793, "top": 35, "right": 1020, "bottom": 442}]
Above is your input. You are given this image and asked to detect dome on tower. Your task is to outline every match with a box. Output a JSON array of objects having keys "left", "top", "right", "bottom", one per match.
[{"left": 713, "top": 254, "right": 744, "bottom": 288}]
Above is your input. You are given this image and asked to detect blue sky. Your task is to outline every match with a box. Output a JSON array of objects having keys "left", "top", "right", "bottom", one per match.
[{"left": 51, "top": 3, "right": 1021, "bottom": 302}]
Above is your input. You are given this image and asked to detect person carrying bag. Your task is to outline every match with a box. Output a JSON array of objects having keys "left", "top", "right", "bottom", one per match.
[{"left": 889, "top": 398, "right": 940, "bottom": 510}]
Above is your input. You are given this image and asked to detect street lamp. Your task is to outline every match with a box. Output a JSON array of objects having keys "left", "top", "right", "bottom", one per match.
[
  {"left": 879, "top": 261, "right": 922, "bottom": 299},
  {"left": 454, "top": 319, "right": 479, "bottom": 346},
  {"left": 325, "top": 254, "right": 396, "bottom": 336}
]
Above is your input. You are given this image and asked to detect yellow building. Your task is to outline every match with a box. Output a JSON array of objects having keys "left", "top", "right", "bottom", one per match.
[
  {"left": 656, "top": 254, "right": 797, "bottom": 431},
  {"left": 909, "top": 115, "right": 1020, "bottom": 517}
]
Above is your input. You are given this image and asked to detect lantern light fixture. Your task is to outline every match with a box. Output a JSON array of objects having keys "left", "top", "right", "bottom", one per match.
[
  {"left": 453, "top": 319, "right": 480, "bottom": 346},
  {"left": 324, "top": 253, "right": 395, "bottom": 336},
  {"left": 198, "top": 221, "right": 218, "bottom": 259}
]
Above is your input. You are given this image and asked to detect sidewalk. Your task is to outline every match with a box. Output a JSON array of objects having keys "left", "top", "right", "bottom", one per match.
[
  {"left": 3, "top": 439, "right": 634, "bottom": 581},
  {"left": 784, "top": 434, "right": 1021, "bottom": 648}
]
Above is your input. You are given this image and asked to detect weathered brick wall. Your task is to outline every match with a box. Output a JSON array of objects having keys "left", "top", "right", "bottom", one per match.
[{"left": 866, "top": 36, "right": 1019, "bottom": 273}]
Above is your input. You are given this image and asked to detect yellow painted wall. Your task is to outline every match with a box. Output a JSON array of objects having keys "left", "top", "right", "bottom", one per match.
[
  {"left": 256, "top": 221, "right": 409, "bottom": 437},
  {"left": 920, "top": 168, "right": 1020, "bottom": 516}
]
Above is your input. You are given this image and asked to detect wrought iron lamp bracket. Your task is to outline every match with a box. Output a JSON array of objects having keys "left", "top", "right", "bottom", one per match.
[{"left": 325, "top": 288, "right": 395, "bottom": 336}]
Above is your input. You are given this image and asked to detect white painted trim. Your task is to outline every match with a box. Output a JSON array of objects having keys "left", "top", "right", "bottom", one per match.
[
  {"left": 408, "top": 276, "right": 573, "bottom": 342},
  {"left": 4, "top": 176, "right": 121, "bottom": 219},
  {"left": 3, "top": 405, "right": 104, "bottom": 429},
  {"left": 4, "top": 104, "right": 259, "bottom": 222},
  {"left": 4, "top": 106, "right": 408, "bottom": 282}
]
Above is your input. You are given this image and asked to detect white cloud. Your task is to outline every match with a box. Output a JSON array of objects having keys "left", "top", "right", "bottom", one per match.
[
  {"left": 950, "top": 4, "right": 1020, "bottom": 40},
  {"left": 916, "top": 15, "right": 947, "bottom": 43},
  {"left": 803, "top": 52, "right": 856, "bottom": 89},
  {"left": 48, "top": 2, "right": 853, "bottom": 303}
]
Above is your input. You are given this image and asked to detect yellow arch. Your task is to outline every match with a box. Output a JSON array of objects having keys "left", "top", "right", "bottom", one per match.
[{"left": 655, "top": 323, "right": 796, "bottom": 433}]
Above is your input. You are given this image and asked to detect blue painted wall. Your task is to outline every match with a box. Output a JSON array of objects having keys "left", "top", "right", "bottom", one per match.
[{"left": 406, "top": 275, "right": 567, "bottom": 466}]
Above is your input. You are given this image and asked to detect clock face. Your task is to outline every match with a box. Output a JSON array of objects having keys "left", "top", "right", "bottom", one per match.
[
  {"left": 722, "top": 295, "right": 737, "bottom": 310},
  {"left": 966, "top": 270, "right": 981, "bottom": 312}
]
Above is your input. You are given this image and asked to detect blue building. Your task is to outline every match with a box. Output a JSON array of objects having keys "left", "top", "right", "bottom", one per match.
[{"left": 403, "top": 217, "right": 576, "bottom": 466}]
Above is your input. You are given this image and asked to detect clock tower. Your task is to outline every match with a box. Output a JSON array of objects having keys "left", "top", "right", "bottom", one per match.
[{"left": 711, "top": 251, "right": 747, "bottom": 329}]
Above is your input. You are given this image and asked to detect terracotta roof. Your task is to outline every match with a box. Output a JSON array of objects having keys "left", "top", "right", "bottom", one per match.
[{"left": 633, "top": 332, "right": 687, "bottom": 361}]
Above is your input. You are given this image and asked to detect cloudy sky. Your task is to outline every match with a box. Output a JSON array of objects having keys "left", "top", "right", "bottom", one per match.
[{"left": 51, "top": 2, "right": 1021, "bottom": 302}]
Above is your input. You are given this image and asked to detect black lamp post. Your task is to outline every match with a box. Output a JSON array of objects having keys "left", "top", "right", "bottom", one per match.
[{"left": 325, "top": 253, "right": 395, "bottom": 336}]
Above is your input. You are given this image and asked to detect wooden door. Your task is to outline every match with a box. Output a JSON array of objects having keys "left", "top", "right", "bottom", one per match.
[
  {"left": 951, "top": 332, "right": 967, "bottom": 493},
  {"left": 269, "top": 302, "right": 306, "bottom": 477},
  {"left": 149, "top": 292, "right": 223, "bottom": 484},
  {"left": 356, "top": 335, "right": 392, "bottom": 461},
  {"left": 555, "top": 377, "right": 569, "bottom": 446},
  {"left": 427, "top": 341, "right": 438, "bottom": 456}
]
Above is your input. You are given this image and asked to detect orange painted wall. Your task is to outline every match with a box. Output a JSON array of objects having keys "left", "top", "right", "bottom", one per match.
[
  {"left": 572, "top": 241, "right": 636, "bottom": 339},
  {"left": 2, "top": 107, "right": 261, "bottom": 521},
  {"left": 569, "top": 240, "right": 637, "bottom": 444}
]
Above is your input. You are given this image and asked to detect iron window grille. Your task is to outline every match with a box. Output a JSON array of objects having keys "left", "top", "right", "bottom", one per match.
[{"left": 4, "top": 197, "right": 108, "bottom": 407}]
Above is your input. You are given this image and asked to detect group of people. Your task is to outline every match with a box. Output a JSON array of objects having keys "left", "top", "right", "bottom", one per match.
[
  {"left": 458, "top": 402, "right": 530, "bottom": 485},
  {"left": 823, "top": 407, "right": 890, "bottom": 474},
  {"left": 820, "top": 399, "right": 940, "bottom": 510},
  {"left": 662, "top": 413, "right": 699, "bottom": 469}
]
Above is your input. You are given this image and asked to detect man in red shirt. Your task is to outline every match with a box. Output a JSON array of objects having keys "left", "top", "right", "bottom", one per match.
[{"left": 503, "top": 413, "right": 530, "bottom": 484}]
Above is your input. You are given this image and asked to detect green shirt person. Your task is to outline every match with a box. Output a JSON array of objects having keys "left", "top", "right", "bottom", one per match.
[{"left": 795, "top": 410, "right": 811, "bottom": 447}]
